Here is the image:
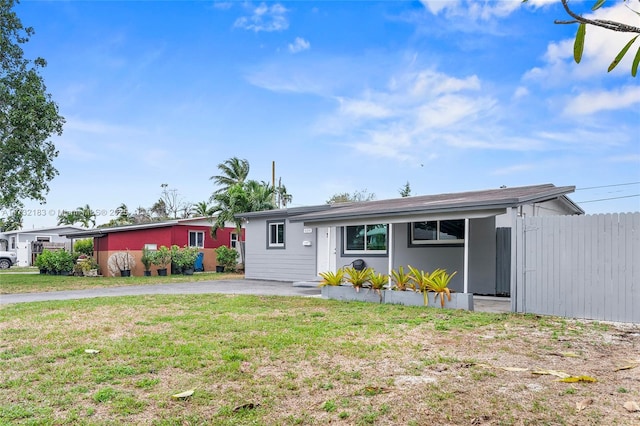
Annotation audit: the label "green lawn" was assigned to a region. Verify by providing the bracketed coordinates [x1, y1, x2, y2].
[1, 293, 638, 425]
[0, 271, 244, 294]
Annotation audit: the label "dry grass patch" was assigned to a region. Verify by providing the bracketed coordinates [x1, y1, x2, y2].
[1, 294, 638, 425]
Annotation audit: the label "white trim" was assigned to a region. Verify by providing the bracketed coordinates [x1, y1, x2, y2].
[188, 230, 204, 248]
[463, 218, 469, 293]
[387, 223, 393, 289]
[268, 222, 285, 248]
[343, 224, 388, 254]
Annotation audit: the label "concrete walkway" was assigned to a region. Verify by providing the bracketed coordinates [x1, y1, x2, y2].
[0, 279, 512, 313]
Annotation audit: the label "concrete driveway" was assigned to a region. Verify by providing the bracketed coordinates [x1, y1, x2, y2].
[0, 279, 511, 313]
[0, 279, 321, 305]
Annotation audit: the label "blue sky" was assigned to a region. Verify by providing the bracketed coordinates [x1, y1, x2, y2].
[14, 0, 640, 228]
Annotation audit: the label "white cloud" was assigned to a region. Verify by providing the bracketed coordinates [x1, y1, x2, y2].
[288, 37, 310, 54]
[420, 0, 521, 20]
[213, 2, 233, 10]
[338, 98, 392, 119]
[563, 86, 640, 116]
[513, 86, 529, 99]
[234, 3, 289, 32]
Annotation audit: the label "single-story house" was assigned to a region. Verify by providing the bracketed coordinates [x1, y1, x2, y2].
[236, 184, 583, 296]
[60, 217, 241, 276]
[0, 226, 84, 266]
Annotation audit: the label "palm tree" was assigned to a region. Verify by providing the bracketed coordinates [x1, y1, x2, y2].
[275, 178, 292, 208]
[75, 204, 96, 228]
[246, 180, 276, 212]
[192, 201, 215, 218]
[150, 199, 168, 220]
[210, 181, 276, 265]
[210, 157, 250, 194]
[57, 210, 80, 226]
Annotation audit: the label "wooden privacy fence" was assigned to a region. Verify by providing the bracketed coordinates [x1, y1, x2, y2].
[513, 213, 639, 323]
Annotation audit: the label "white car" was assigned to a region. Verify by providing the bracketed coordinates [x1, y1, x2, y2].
[0, 251, 18, 269]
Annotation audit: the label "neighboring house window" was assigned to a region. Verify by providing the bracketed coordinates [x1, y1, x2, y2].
[189, 231, 204, 248]
[10, 237, 15, 249]
[344, 224, 387, 254]
[411, 220, 465, 244]
[36, 236, 51, 242]
[230, 233, 238, 249]
[268, 221, 285, 248]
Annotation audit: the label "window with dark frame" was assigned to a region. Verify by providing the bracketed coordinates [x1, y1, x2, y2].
[411, 220, 465, 244]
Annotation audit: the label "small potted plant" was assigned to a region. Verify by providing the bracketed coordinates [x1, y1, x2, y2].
[141, 246, 153, 276]
[170, 245, 182, 275]
[180, 246, 200, 275]
[34, 250, 53, 274]
[215, 245, 238, 273]
[152, 245, 171, 276]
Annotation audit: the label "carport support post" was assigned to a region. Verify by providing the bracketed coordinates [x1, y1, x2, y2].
[463, 218, 469, 293]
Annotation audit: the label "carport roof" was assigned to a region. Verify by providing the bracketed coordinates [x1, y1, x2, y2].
[288, 184, 582, 225]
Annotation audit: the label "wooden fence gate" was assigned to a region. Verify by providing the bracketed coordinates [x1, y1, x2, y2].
[513, 213, 639, 323]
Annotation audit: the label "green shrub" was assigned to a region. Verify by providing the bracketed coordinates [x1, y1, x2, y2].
[34, 250, 53, 271]
[74, 239, 94, 257]
[141, 247, 153, 271]
[215, 246, 238, 271]
[151, 246, 171, 268]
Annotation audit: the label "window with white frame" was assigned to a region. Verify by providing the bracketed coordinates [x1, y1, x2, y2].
[230, 233, 238, 249]
[410, 220, 465, 244]
[268, 221, 285, 248]
[344, 224, 387, 254]
[10, 237, 15, 249]
[188, 231, 204, 248]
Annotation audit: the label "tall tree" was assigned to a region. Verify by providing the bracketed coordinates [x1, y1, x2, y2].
[75, 204, 96, 228]
[275, 178, 293, 208]
[158, 183, 189, 219]
[116, 203, 134, 223]
[524, 0, 640, 76]
[0, 0, 65, 211]
[210, 157, 250, 194]
[210, 158, 278, 264]
[0, 208, 22, 231]
[57, 210, 80, 226]
[399, 181, 412, 198]
[326, 189, 376, 204]
[150, 199, 168, 219]
[192, 201, 215, 217]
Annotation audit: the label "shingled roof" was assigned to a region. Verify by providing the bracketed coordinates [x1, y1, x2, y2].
[289, 184, 582, 225]
[235, 184, 582, 225]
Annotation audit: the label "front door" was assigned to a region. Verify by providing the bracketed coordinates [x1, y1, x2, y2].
[316, 226, 336, 275]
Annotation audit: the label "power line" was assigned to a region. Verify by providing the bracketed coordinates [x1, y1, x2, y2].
[575, 194, 640, 204]
[576, 182, 640, 191]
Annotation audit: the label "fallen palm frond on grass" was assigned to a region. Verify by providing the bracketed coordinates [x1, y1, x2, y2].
[1, 294, 638, 425]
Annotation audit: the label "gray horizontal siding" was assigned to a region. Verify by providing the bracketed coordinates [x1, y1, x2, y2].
[243, 219, 317, 282]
